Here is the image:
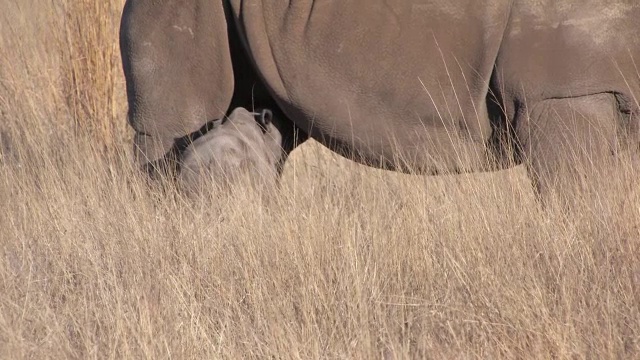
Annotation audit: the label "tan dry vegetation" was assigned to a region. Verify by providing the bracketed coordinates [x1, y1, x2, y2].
[1, 1, 640, 359]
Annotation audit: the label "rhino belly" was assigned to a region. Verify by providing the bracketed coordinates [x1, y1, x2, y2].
[234, 0, 511, 173]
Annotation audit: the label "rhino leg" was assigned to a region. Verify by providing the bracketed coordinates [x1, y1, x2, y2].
[120, 0, 234, 178]
[517, 93, 633, 203]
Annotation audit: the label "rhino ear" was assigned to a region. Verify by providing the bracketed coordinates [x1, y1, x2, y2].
[120, 0, 234, 165]
[256, 108, 273, 131]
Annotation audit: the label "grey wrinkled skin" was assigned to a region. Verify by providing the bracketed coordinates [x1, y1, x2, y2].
[179, 107, 283, 192]
[120, 0, 640, 199]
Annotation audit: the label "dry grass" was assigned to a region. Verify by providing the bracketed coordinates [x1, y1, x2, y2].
[1, 1, 639, 359]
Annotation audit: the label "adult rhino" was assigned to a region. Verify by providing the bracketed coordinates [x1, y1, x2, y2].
[120, 1, 640, 197]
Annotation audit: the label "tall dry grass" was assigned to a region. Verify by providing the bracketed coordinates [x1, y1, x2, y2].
[1, 1, 640, 359]
[0, 0, 127, 152]
[58, 0, 125, 148]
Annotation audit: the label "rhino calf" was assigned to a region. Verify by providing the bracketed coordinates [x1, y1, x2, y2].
[178, 107, 283, 193]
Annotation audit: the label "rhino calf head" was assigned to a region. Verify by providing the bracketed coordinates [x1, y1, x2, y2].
[178, 107, 284, 193]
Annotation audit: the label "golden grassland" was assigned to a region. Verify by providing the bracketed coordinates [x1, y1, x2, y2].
[1, 1, 639, 358]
